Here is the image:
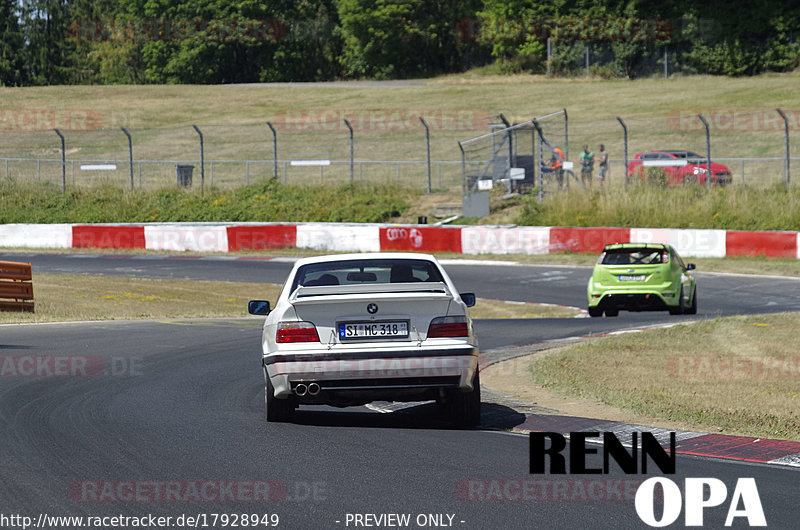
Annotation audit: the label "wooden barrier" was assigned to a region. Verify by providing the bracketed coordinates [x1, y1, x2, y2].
[0, 261, 34, 312]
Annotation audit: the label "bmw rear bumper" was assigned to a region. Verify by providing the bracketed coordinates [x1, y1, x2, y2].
[264, 344, 479, 400]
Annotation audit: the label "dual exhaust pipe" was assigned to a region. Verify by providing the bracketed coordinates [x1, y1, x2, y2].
[294, 382, 321, 397]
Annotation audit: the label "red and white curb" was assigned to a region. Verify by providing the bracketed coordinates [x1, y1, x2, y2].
[1, 222, 799, 259]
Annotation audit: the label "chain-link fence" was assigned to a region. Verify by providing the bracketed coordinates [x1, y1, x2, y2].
[566, 111, 795, 190]
[459, 109, 796, 205]
[0, 109, 795, 195]
[0, 110, 494, 192]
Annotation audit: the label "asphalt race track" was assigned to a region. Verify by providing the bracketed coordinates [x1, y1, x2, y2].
[1, 252, 799, 529]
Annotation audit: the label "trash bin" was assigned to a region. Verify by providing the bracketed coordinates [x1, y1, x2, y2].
[176, 164, 194, 188]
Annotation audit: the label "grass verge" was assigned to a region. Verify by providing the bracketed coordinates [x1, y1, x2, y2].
[0, 274, 576, 324]
[516, 185, 800, 231]
[528, 312, 800, 441]
[0, 179, 413, 224]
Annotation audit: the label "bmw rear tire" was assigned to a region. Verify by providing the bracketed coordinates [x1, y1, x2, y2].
[264, 366, 293, 422]
[450, 371, 481, 428]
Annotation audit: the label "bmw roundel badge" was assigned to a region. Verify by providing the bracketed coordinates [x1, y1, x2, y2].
[367, 303, 378, 314]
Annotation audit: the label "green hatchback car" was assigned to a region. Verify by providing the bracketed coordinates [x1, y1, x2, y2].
[587, 243, 697, 317]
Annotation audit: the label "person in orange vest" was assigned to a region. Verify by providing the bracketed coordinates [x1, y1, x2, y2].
[550, 147, 565, 189]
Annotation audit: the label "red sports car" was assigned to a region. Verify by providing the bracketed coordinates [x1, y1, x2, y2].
[626, 150, 732, 186]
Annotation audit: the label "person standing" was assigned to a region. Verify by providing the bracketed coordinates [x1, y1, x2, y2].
[550, 147, 565, 190]
[597, 144, 609, 188]
[580, 144, 595, 188]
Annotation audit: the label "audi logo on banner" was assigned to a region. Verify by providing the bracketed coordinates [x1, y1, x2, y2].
[385, 228, 424, 248]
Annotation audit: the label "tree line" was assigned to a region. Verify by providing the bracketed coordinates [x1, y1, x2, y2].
[1, 0, 797, 86]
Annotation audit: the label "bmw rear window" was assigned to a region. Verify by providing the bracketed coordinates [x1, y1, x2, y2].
[601, 249, 668, 265]
[291, 259, 444, 292]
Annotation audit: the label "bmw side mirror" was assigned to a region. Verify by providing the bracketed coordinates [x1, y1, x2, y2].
[460, 293, 476, 307]
[686, 263, 696, 271]
[248, 300, 271, 315]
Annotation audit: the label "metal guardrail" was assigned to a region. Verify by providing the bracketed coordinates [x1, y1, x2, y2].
[0, 261, 34, 312]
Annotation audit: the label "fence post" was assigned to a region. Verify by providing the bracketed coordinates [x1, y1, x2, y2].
[664, 47, 668, 79]
[192, 125, 204, 194]
[776, 109, 790, 188]
[266, 121, 278, 180]
[546, 38, 552, 78]
[532, 119, 544, 202]
[458, 142, 466, 195]
[54, 129, 66, 193]
[532, 124, 537, 198]
[563, 108, 569, 160]
[585, 45, 589, 77]
[616, 117, 628, 185]
[121, 127, 133, 190]
[497, 114, 513, 191]
[344, 119, 354, 183]
[697, 114, 711, 189]
[419, 117, 431, 193]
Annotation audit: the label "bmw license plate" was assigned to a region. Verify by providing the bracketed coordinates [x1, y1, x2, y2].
[618, 275, 646, 281]
[339, 321, 409, 339]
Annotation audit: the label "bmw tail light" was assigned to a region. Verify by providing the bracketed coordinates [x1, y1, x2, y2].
[428, 316, 469, 338]
[276, 322, 320, 343]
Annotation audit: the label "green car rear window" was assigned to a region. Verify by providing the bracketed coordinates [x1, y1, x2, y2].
[601, 249, 668, 265]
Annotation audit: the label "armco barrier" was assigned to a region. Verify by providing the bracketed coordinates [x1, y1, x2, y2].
[549, 227, 631, 254]
[73, 225, 146, 249]
[144, 225, 228, 252]
[227, 225, 297, 251]
[0, 260, 34, 312]
[0, 223, 796, 259]
[725, 230, 797, 258]
[380, 226, 462, 253]
[461, 226, 550, 255]
[629, 228, 727, 258]
[296, 224, 380, 252]
[0, 223, 72, 248]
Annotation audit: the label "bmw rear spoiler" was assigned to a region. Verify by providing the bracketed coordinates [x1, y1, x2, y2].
[290, 282, 452, 304]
